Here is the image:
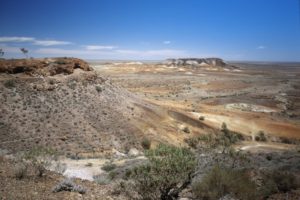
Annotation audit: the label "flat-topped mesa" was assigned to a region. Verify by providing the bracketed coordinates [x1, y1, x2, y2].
[0, 57, 93, 76]
[165, 58, 236, 69]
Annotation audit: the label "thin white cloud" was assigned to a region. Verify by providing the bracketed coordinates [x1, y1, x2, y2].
[0, 36, 71, 46]
[0, 37, 35, 42]
[257, 45, 266, 49]
[84, 45, 117, 50]
[33, 40, 72, 46]
[163, 41, 171, 45]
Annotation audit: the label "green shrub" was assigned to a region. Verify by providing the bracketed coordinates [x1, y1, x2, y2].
[192, 165, 257, 200]
[141, 138, 151, 149]
[55, 60, 67, 65]
[4, 79, 15, 88]
[95, 85, 102, 92]
[184, 137, 199, 149]
[101, 163, 116, 172]
[182, 126, 190, 133]
[109, 171, 117, 180]
[131, 144, 196, 200]
[255, 131, 267, 142]
[199, 116, 205, 121]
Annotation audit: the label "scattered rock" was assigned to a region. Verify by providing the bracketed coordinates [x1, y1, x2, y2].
[128, 148, 140, 157]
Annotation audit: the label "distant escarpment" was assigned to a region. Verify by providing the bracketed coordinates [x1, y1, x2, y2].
[0, 57, 93, 76]
[165, 58, 237, 70]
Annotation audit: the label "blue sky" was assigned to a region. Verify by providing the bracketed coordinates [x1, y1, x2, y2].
[0, 0, 299, 61]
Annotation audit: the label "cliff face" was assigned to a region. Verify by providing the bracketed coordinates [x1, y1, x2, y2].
[165, 58, 236, 69]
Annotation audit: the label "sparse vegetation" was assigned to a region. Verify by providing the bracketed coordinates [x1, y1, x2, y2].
[13, 163, 28, 180]
[255, 130, 267, 142]
[182, 126, 190, 133]
[141, 137, 151, 149]
[184, 137, 199, 149]
[0, 48, 4, 57]
[4, 79, 15, 88]
[93, 174, 111, 185]
[260, 170, 299, 197]
[95, 85, 102, 92]
[54, 162, 67, 174]
[20, 48, 29, 58]
[52, 178, 86, 194]
[24, 147, 57, 177]
[85, 162, 93, 167]
[101, 162, 116, 172]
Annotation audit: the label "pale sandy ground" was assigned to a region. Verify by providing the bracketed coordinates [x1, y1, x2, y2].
[50, 156, 146, 181]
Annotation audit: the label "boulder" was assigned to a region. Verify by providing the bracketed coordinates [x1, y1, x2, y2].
[128, 148, 140, 157]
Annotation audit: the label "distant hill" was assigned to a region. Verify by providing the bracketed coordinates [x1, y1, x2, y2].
[165, 58, 237, 70]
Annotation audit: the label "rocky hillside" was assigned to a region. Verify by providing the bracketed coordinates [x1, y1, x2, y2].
[0, 58, 158, 157]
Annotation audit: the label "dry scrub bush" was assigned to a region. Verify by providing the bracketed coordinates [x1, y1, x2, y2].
[52, 178, 86, 194]
[101, 162, 116, 172]
[130, 144, 196, 200]
[141, 138, 151, 150]
[4, 79, 15, 88]
[255, 130, 267, 142]
[192, 165, 257, 200]
[260, 170, 300, 198]
[13, 163, 28, 179]
[24, 147, 57, 177]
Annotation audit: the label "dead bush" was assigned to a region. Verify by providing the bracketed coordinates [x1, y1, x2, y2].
[13, 163, 28, 180]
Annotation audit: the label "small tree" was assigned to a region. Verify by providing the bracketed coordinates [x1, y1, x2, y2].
[0, 48, 4, 57]
[20, 48, 29, 58]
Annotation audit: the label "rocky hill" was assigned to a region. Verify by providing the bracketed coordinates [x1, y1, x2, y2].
[165, 58, 237, 70]
[0, 58, 161, 157]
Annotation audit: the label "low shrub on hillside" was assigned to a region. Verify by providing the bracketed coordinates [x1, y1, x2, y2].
[255, 131, 267, 142]
[101, 163, 116, 172]
[182, 126, 190, 133]
[52, 178, 86, 194]
[192, 165, 257, 200]
[4, 79, 15, 88]
[13, 162, 28, 180]
[141, 138, 151, 149]
[24, 147, 57, 177]
[260, 170, 299, 197]
[130, 144, 196, 200]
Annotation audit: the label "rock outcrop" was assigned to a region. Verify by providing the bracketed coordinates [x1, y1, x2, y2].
[0, 57, 93, 76]
[165, 58, 236, 69]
